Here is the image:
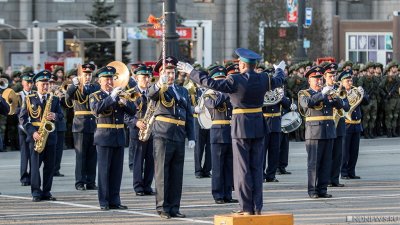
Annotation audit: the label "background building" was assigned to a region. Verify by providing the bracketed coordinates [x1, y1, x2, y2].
[0, 0, 399, 70]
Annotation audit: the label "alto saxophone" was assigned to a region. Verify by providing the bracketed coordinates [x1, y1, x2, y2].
[138, 99, 157, 142]
[34, 93, 56, 153]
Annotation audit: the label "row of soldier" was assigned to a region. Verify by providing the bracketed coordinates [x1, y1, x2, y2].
[0, 49, 395, 217]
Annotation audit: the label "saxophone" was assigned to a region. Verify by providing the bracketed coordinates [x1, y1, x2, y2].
[34, 93, 56, 153]
[138, 99, 157, 142]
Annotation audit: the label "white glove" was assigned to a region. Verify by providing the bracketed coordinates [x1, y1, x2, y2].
[194, 106, 202, 114]
[321, 86, 333, 95]
[357, 86, 364, 95]
[119, 97, 127, 105]
[188, 140, 195, 149]
[273, 60, 286, 71]
[177, 61, 194, 75]
[290, 103, 297, 111]
[110, 87, 123, 99]
[72, 77, 80, 86]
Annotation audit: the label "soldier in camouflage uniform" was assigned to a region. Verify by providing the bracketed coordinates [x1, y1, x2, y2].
[379, 62, 400, 137]
[287, 62, 308, 141]
[374, 63, 385, 136]
[11, 71, 23, 93]
[342, 61, 353, 71]
[357, 62, 379, 138]
[352, 64, 361, 86]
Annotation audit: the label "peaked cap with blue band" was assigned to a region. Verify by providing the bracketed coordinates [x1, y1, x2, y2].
[33, 70, 51, 83]
[235, 48, 261, 64]
[337, 69, 353, 81]
[209, 66, 227, 79]
[96, 66, 116, 78]
[21, 71, 34, 82]
[134, 65, 153, 76]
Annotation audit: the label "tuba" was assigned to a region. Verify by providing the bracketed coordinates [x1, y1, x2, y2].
[0, 78, 20, 115]
[34, 93, 56, 153]
[345, 86, 364, 121]
[263, 87, 284, 106]
[107, 61, 140, 101]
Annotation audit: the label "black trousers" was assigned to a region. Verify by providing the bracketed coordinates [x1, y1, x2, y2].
[194, 125, 211, 176]
[97, 145, 124, 207]
[29, 142, 56, 198]
[279, 132, 290, 169]
[211, 143, 233, 201]
[331, 135, 344, 184]
[153, 137, 185, 215]
[54, 131, 65, 173]
[263, 132, 280, 180]
[132, 138, 154, 193]
[128, 128, 135, 171]
[73, 132, 97, 187]
[232, 137, 264, 214]
[19, 129, 30, 184]
[305, 139, 333, 195]
[341, 132, 361, 177]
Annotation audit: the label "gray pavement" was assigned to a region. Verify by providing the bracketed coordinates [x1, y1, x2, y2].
[0, 137, 399, 224]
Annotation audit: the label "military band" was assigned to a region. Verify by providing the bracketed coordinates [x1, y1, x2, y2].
[1, 48, 400, 219]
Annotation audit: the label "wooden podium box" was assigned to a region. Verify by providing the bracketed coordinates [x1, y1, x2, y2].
[214, 213, 293, 225]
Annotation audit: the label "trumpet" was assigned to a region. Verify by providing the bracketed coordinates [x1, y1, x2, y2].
[106, 83, 141, 101]
[323, 82, 347, 99]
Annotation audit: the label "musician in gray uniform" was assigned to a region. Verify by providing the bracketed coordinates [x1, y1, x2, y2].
[262, 68, 292, 183]
[19, 70, 63, 202]
[17, 72, 34, 186]
[178, 48, 285, 215]
[148, 56, 195, 219]
[298, 66, 343, 199]
[203, 66, 238, 204]
[89, 66, 136, 210]
[66, 63, 99, 191]
[127, 65, 155, 196]
[323, 63, 349, 187]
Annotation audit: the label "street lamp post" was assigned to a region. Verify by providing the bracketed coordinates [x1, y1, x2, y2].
[293, 0, 307, 63]
[164, 0, 180, 58]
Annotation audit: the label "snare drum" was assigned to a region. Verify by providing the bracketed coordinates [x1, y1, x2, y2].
[281, 111, 302, 133]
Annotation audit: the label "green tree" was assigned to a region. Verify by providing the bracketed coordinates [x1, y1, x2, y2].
[85, 0, 130, 67]
[248, 0, 328, 62]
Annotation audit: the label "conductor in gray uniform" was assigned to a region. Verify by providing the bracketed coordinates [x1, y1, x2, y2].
[298, 66, 343, 199]
[178, 48, 285, 215]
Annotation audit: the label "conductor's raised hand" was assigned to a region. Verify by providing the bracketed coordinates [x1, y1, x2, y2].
[177, 61, 194, 75]
[273, 61, 286, 71]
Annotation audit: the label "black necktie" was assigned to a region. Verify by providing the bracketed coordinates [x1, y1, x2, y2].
[42, 95, 47, 104]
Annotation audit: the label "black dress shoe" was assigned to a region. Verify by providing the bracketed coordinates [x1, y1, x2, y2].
[21, 182, 30, 186]
[86, 184, 98, 190]
[331, 183, 345, 187]
[202, 173, 212, 178]
[100, 206, 109, 211]
[158, 211, 171, 219]
[255, 211, 261, 215]
[278, 168, 292, 175]
[318, 193, 332, 198]
[109, 204, 128, 210]
[76, 184, 86, 191]
[341, 176, 350, 180]
[41, 196, 57, 201]
[349, 175, 361, 179]
[32, 196, 41, 202]
[215, 199, 225, 204]
[265, 178, 279, 182]
[224, 198, 239, 203]
[53, 172, 65, 177]
[171, 212, 186, 218]
[309, 194, 319, 199]
[195, 174, 204, 179]
[136, 191, 145, 196]
[144, 191, 155, 196]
